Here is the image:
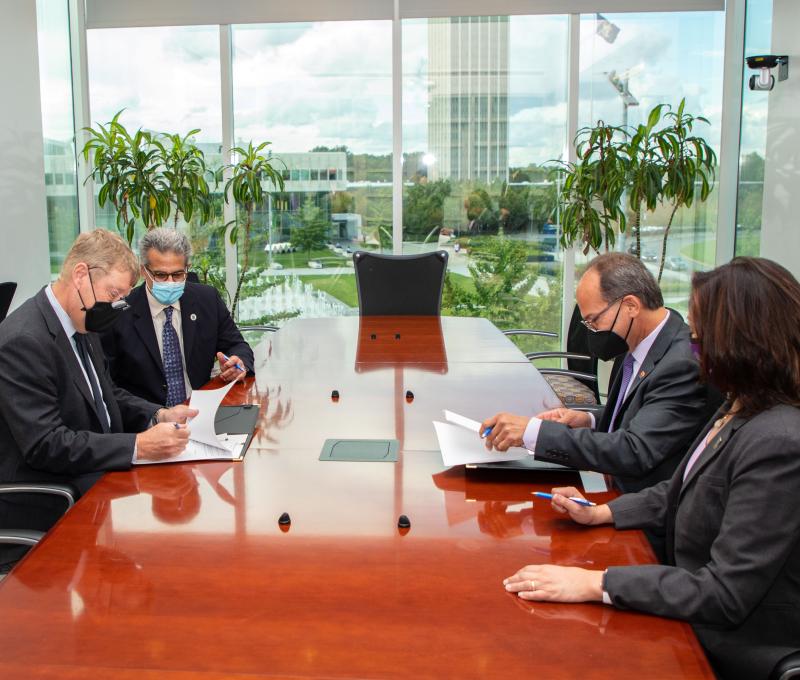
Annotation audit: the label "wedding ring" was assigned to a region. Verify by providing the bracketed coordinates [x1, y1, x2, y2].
[530, 580, 536, 591]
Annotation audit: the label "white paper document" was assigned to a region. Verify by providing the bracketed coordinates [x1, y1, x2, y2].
[186, 381, 238, 449]
[136, 434, 248, 466]
[135, 381, 246, 465]
[434, 410, 529, 466]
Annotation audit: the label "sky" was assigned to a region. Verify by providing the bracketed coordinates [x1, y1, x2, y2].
[36, 9, 765, 171]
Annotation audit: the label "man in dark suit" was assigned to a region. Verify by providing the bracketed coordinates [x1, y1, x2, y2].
[482, 252, 721, 493]
[0, 230, 196, 563]
[101, 228, 254, 406]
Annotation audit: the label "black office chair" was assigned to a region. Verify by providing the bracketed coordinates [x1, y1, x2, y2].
[0, 483, 76, 574]
[504, 306, 600, 407]
[353, 250, 448, 316]
[772, 651, 800, 680]
[0, 282, 17, 323]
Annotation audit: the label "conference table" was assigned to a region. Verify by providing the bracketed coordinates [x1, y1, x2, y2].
[0, 316, 714, 678]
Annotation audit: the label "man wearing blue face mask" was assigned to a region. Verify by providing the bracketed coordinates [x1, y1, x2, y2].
[101, 228, 255, 406]
[482, 253, 722, 496]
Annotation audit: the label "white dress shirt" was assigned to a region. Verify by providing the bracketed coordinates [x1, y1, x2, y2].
[145, 286, 193, 399]
[523, 309, 671, 454]
[44, 284, 111, 429]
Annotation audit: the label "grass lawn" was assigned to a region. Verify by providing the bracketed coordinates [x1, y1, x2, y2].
[680, 239, 716, 269]
[298, 271, 477, 309]
[250, 248, 349, 269]
[299, 274, 359, 308]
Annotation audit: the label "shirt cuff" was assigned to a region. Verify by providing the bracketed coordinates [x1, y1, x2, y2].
[588, 411, 596, 429]
[132, 442, 138, 464]
[522, 417, 541, 456]
[601, 570, 612, 605]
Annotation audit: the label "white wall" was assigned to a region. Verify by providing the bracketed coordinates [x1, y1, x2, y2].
[759, 0, 800, 278]
[0, 0, 50, 310]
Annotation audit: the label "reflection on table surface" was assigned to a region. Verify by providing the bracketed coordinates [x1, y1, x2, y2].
[0, 317, 714, 679]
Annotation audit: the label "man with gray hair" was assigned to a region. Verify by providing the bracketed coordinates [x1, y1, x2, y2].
[101, 227, 254, 406]
[482, 252, 721, 495]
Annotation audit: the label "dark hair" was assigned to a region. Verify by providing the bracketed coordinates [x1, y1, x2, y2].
[690, 257, 800, 417]
[586, 252, 664, 310]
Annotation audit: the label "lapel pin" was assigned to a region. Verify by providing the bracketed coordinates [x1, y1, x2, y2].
[190, 313, 197, 321]
[639, 370, 646, 378]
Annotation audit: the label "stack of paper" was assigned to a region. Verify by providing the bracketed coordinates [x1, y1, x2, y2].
[433, 410, 529, 467]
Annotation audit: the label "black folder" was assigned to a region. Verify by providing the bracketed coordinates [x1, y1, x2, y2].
[214, 404, 259, 460]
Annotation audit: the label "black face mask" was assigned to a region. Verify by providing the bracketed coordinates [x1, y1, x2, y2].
[586, 301, 634, 361]
[76, 270, 128, 333]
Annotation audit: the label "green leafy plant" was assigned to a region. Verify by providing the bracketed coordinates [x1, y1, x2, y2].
[553, 120, 629, 254]
[553, 99, 716, 281]
[158, 130, 214, 229]
[82, 111, 170, 244]
[655, 100, 717, 281]
[442, 235, 536, 326]
[82, 111, 217, 245]
[224, 141, 286, 319]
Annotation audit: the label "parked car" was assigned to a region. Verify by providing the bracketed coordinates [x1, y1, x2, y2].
[665, 256, 688, 271]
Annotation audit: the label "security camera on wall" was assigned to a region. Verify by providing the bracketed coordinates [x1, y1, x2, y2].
[746, 55, 789, 91]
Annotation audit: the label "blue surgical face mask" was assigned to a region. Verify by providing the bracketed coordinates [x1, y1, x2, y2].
[151, 281, 185, 305]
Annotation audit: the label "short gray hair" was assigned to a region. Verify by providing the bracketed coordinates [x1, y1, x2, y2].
[586, 252, 664, 310]
[139, 228, 192, 266]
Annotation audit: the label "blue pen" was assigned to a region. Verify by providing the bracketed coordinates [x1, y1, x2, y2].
[481, 427, 493, 438]
[220, 353, 245, 372]
[533, 491, 596, 507]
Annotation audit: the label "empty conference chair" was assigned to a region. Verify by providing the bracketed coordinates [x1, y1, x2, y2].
[0, 282, 17, 323]
[504, 305, 600, 406]
[0, 483, 76, 575]
[353, 250, 448, 316]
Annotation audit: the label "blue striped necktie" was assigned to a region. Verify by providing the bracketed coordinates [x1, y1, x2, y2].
[162, 306, 186, 407]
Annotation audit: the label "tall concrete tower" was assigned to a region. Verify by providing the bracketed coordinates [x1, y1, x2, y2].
[427, 16, 510, 183]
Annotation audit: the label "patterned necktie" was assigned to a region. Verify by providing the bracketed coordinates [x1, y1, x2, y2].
[162, 306, 186, 407]
[73, 332, 110, 433]
[607, 353, 635, 433]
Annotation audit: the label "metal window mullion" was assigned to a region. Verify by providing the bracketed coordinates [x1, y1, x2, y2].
[69, 0, 95, 233]
[220, 24, 238, 304]
[715, 0, 745, 265]
[392, 0, 403, 254]
[561, 13, 580, 352]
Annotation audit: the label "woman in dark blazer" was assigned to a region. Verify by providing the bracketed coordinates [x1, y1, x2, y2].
[503, 257, 800, 680]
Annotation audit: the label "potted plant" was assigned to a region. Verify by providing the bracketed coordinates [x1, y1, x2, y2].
[157, 130, 214, 229]
[223, 141, 285, 319]
[554, 99, 716, 282]
[82, 111, 217, 245]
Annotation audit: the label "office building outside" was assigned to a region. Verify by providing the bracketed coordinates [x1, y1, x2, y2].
[427, 16, 510, 184]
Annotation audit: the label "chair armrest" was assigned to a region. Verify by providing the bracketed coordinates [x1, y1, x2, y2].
[771, 650, 800, 680]
[0, 483, 77, 509]
[238, 325, 279, 333]
[539, 368, 599, 383]
[0, 529, 44, 547]
[503, 329, 558, 339]
[525, 351, 592, 361]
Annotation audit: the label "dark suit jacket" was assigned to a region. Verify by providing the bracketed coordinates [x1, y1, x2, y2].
[534, 310, 722, 492]
[0, 289, 159, 490]
[101, 282, 254, 405]
[605, 404, 800, 680]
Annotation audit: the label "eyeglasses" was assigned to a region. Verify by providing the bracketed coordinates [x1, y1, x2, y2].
[145, 266, 188, 283]
[580, 296, 625, 333]
[88, 266, 128, 303]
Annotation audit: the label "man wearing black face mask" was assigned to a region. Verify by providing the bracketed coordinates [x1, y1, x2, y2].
[482, 252, 722, 495]
[0, 231, 198, 569]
